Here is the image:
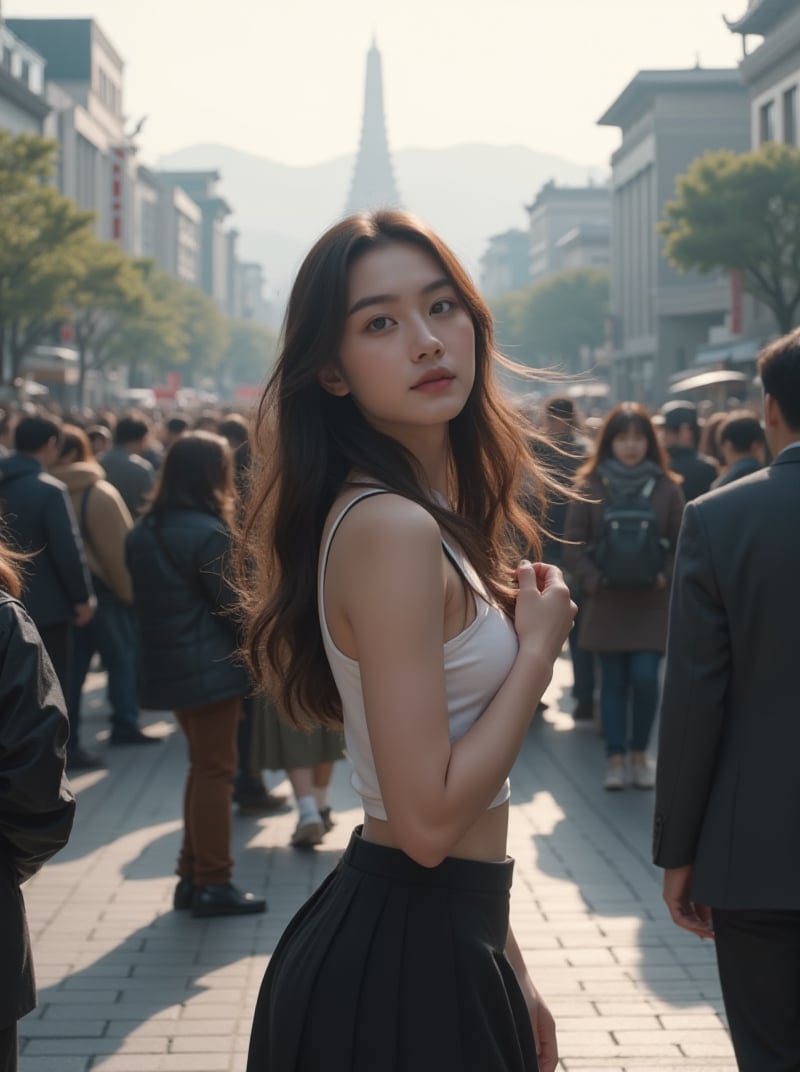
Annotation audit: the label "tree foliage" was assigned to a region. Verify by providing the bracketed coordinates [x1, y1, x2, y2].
[492, 267, 610, 373]
[0, 131, 95, 383]
[104, 261, 189, 378]
[222, 319, 278, 386]
[660, 143, 800, 333]
[70, 239, 150, 401]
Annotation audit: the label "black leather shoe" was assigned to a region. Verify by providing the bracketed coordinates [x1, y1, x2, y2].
[191, 883, 267, 918]
[173, 877, 194, 911]
[110, 728, 161, 746]
[66, 747, 105, 771]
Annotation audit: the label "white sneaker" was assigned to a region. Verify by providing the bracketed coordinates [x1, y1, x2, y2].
[632, 759, 656, 790]
[291, 816, 325, 847]
[603, 763, 625, 791]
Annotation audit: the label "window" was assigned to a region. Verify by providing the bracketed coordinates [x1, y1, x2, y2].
[783, 86, 798, 147]
[759, 100, 776, 143]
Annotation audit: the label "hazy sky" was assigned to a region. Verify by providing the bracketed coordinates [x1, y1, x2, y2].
[9, 0, 749, 170]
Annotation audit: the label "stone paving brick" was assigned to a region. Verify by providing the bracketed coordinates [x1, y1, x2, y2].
[17, 659, 737, 1070]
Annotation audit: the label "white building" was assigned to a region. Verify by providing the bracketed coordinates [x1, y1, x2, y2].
[728, 0, 800, 148]
[0, 21, 48, 134]
[7, 18, 136, 250]
[525, 182, 610, 284]
[598, 69, 750, 403]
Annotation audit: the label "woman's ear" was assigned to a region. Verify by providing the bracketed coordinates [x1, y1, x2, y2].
[319, 364, 350, 398]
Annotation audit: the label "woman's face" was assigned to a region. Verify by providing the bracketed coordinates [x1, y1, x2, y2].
[324, 242, 476, 439]
[611, 425, 649, 467]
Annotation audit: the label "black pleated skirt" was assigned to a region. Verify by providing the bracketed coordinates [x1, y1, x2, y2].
[246, 828, 539, 1072]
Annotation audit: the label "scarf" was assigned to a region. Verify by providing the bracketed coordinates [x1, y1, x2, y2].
[596, 458, 664, 499]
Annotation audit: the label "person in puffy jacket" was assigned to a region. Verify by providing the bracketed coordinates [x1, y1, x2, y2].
[0, 534, 75, 1072]
[52, 425, 155, 768]
[125, 432, 265, 919]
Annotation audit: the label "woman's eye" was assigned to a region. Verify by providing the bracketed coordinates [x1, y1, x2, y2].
[431, 298, 456, 315]
[367, 316, 393, 332]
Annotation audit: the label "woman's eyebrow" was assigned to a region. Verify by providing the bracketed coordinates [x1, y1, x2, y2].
[347, 277, 452, 317]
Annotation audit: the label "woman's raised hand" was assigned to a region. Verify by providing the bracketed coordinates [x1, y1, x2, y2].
[514, 560, 577, 666]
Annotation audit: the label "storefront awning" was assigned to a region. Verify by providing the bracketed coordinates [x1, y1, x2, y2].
[694, 338, 761, 365]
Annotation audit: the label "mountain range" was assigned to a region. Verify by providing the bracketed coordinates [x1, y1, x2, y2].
[159, 143, 607, 303]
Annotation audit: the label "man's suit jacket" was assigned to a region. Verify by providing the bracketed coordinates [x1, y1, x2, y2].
[653, 446, 800, 909]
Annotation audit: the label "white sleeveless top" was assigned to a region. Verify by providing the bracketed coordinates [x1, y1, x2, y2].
[318, 489, 518, 820]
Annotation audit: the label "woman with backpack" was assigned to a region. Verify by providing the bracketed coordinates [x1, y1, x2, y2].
[564, 404, 684, 791]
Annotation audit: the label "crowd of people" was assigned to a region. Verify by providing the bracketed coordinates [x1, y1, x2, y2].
[0, 207, 797, 1072]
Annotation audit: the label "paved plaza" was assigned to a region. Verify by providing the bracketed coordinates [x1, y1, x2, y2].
[18, 655, 736, 1072]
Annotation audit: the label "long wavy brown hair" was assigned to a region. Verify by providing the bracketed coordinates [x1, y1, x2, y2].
[146, 432, 236, 528]
[236, 210, 557, 727]
[577, 403, 679, 484]
[0, 532, 26, 598]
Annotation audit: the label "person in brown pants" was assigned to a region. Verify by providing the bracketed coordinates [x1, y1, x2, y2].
[174, 697, 241, 887]
[126, 433, 265, 918]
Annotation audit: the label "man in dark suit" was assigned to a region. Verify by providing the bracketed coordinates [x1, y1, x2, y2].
[653, 327, 800, 1071]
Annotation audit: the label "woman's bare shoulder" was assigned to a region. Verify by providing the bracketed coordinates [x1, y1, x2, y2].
[323, 488, 440, 554]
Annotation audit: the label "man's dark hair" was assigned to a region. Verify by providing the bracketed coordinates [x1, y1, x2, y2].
[758, 327, 800, 431]
[14, 415, 62, 453]
[87, 424, 112, 446]
[544, 394, 575, 422]
[218, 414, 250, 449]
[719, 413, 766, 453]
[165, 416, 189, 437]
[115, 412, 150, 446]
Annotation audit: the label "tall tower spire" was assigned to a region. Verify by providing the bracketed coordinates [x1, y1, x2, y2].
[344, 39, 401, 215]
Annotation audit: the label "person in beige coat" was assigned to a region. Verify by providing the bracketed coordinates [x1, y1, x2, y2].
[52, 425, 158, 769]
[564, 404, 684, 791]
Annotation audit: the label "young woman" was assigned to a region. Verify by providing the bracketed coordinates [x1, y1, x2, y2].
[238, 211, 575, 1072]
[0, 535, 75, 1072]
[126, 433, 265, 918]
[564, 404, 685, 791]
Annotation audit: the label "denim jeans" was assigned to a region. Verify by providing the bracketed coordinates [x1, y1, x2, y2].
[568, 605, 595, 703]
[598, 651, 661, 758]
[68, 580, 139, 747]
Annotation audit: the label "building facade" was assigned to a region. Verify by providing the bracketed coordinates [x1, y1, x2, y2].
[728, 0, 800, 148]
[480, 229, 530, 298]
[6, 18, 139, 251]
[598, 69, 750, 403]
[159, 170, 235, 312]
[720, 0, 800, 357]
[525, 181, 610, 284]
[0, 21, 48, 134]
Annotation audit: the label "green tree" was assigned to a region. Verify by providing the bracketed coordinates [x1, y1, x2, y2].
[492, 267, 610, 372]
[70, 239, 150, 403]
[0, 131, 95, 384]
[222, 319, 278, 386]
[175, 285, 229, 385]
[660, 143, 800, 334]
[104, 261, 188, 380]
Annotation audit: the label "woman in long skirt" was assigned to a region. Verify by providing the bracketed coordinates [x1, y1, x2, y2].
[237, 210, 576, 1071]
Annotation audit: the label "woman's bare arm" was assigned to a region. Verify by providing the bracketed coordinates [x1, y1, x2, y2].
[329, 494, 573, 867]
